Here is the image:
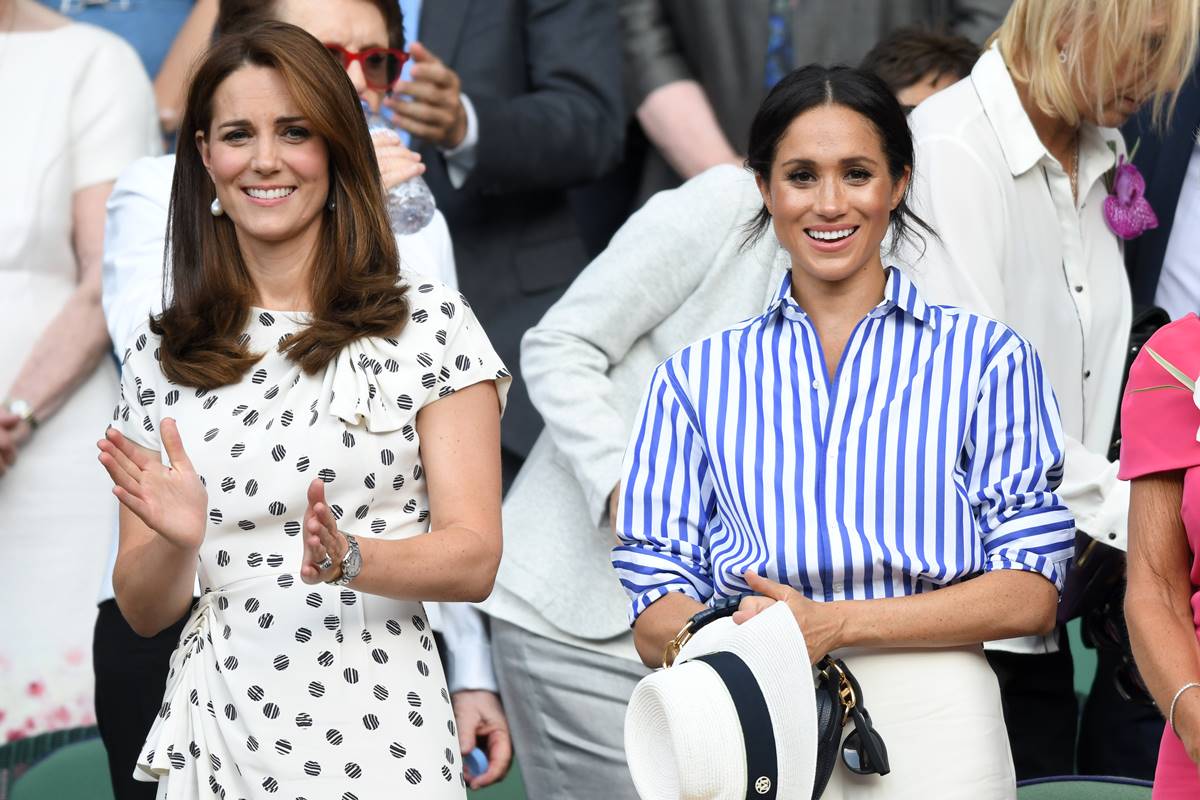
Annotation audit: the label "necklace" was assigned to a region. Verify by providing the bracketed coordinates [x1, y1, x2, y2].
[1068, 132, 1080, 204]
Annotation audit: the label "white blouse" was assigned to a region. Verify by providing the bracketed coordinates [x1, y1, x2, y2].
[901, 43, 1131, 557]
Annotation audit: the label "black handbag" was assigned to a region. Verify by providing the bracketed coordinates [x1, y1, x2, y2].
[664, 595, 890, 798]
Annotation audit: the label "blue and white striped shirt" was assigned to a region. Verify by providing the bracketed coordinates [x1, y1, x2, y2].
[613, 267, 1075, 623]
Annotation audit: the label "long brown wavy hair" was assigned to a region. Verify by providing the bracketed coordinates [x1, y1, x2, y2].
[152, 21, 407, 389]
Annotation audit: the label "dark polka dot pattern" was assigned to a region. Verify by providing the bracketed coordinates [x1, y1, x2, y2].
[112, 275, 501, 798]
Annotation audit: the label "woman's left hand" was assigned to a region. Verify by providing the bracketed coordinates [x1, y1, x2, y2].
[299, 479, 348, 585]
[734, 571, 848, 664]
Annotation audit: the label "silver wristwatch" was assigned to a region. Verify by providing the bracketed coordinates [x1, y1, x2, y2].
[329, 533, 362, 587]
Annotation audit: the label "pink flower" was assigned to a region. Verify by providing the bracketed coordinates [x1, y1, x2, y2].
[1103, 156, 1158, 240]
[26, 681, 44, 697]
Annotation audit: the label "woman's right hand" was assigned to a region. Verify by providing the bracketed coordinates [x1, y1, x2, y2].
[97, 417, 207, 551]
[372, 130, 426, 191]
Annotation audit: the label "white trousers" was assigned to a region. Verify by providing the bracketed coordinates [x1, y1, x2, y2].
[821, 645, 1016, 799]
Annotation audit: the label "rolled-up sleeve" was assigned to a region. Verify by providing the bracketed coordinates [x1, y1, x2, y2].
[612, 360, 716, 624]
[966, 336, 1076, 591]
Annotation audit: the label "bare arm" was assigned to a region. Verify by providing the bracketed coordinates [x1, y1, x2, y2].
[154, 0, 217, 136]
[636, 80, 741, 179]
[1, 181, 114, 473]
[632, 591, 706, 666]
[300, 381, 503, 603]
[632, 568, 1056, 669]
[1126, 472, 1200, 766]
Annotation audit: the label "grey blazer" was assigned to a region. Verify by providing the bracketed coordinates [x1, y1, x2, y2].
[497, 166, 786, 639]
[620, 0, 1011, 201]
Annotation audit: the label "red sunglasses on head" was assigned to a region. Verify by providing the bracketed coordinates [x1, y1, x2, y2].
[324, 43, 409, 91]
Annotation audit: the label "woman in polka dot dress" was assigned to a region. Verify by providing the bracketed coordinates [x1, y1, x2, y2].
[96, 24, 507, 800]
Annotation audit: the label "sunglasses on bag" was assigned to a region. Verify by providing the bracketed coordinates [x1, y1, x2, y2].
[324, 43, 409, 91]
[841, 703, 890, 775]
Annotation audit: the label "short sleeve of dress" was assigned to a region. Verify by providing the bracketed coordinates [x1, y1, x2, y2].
[111, 324, 165, 452]
[1117, 314, 1200, 481]
[67, 26, 160, 191]
[410, 278, 512, 413]
[326, 275, 511, 432]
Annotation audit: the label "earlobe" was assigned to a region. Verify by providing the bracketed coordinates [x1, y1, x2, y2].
[754, 173, 773, 216]
[196, 131, 212, 173]
[892, 166, 912, 210]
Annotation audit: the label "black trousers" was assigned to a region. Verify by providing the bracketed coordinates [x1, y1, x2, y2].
[93, 599, 191, 800]
[987, 633, 1163, 780]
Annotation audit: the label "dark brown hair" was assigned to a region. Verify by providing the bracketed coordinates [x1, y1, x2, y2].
[741, 65, 937, 255]
[216, 0, 405, 49]
[153, 21, 407, 389]
[858, 27, 979, 100]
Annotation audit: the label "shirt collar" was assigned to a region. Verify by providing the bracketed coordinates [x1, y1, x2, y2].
[767, 266, 936, 327]
[971, 43, 1047, 177]
[972, 43, 1119, 190]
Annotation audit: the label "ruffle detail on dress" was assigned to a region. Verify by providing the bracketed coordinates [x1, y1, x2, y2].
[327, 336, 414, 434]
[134, 592, 251, 798]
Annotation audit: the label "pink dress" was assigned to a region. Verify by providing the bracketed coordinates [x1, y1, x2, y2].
[1118, 313, 1200, 799]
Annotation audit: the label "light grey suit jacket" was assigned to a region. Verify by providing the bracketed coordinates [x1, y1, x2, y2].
[497, 166, 787, 639]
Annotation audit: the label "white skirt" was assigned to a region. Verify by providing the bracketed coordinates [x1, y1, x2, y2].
[820, 645, 1016, 800]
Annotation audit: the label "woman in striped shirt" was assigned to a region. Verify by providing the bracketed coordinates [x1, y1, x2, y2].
[613, 66, 1075, 798]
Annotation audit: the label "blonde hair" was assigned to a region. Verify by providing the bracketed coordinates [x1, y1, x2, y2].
[992, 0, 1199, 127]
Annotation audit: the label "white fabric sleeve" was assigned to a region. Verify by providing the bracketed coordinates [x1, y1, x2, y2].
[102, 156, 172, 353]
[435, 603, 498, 694]
[69, 29, 161, 191]
[441, 93, 479, 189]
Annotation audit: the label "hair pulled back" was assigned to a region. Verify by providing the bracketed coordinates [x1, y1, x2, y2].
[743, 64, 935, 254]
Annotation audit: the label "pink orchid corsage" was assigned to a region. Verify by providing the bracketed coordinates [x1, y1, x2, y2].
[1103, 140, 1158, 240]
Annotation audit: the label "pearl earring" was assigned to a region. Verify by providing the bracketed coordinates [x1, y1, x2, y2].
[327, 197, 336, 211]
[210, 197, 223, 217]
[1058, 48, 1068, 64]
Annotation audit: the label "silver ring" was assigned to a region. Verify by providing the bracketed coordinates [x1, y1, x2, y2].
[317, 554, 334, 571]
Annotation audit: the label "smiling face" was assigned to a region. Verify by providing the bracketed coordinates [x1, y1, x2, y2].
[755, 103, 908, 289]
[275, 0, 391, 112]
[197, 64, 330, 255]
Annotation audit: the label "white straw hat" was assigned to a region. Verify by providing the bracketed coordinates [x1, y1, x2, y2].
[624, 601, 818, 800]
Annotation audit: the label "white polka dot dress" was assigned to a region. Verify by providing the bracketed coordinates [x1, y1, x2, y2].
[111, 274, 510, 799]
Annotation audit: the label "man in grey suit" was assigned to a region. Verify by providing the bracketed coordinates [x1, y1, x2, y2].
[388, 0, 625, 480]
[620, 0, 1011, 203]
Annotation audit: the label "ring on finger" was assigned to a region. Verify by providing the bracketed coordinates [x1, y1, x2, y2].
[317, 554, 334, 571]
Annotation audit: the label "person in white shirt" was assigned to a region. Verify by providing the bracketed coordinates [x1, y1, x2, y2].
[898, 0, 1200, 780]
[95, 3, 510, 798]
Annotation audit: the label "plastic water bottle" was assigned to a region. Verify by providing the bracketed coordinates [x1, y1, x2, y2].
[362, 101, 436, 235]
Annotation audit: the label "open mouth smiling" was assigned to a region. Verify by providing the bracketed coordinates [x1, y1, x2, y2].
[805, 226, 858, 242]
[243, 186, 296, 200]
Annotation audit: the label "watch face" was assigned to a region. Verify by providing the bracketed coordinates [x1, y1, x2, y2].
[343, 536, 363, 578]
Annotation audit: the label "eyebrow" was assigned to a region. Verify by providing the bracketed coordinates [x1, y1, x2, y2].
[217, 116, 308, 129]
[780, 156, 882, 169]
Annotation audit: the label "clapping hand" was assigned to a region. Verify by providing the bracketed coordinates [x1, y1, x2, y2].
[299, 479, 349, 585]
[734, 571, 847, 664]
[97, 418, 207, 550]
